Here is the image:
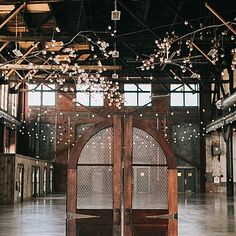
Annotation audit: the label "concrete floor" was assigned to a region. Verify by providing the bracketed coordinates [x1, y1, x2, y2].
[0, 193, 235, 236]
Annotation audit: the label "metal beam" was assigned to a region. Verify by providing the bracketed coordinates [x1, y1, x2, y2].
[0, 63, 122, 71]
[206, 110, 236, 133]
[0, 35, 70, 42]
[192, 42, 215, 65]
[205, 3, 236, 36]
[0, 42, 8, 53]
[0, 2, 26, 30]
[6, 74, 229, 85]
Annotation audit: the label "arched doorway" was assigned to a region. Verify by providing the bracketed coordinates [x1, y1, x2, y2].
[67, 115, 177, 236]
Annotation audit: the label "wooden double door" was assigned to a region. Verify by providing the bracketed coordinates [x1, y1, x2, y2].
[67, 116, 177, 236]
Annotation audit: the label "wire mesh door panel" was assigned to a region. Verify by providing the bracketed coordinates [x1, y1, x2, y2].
[132, 166, 168, 209]
[77, 128, 113, 210]
[132, 127, 168, 210]
[77, 166, 113, 209]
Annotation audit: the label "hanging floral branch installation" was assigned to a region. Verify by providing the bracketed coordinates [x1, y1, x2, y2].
[0, 31, 124, 109]
[140, 20, 236, 79]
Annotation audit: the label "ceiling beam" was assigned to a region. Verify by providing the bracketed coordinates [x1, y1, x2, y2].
[0, 35, 70, 42]
[0, 64, 122, 71]
[0, 42, 8, 53]
[0, 1, 63, 4]
[0, 2, 26, 30]
[192, 42, 215, 65]
[205, 3, 236, 36]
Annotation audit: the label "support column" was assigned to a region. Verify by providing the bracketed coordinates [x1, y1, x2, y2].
[223, 125, 234, 196]
[199, 83, 206, 192]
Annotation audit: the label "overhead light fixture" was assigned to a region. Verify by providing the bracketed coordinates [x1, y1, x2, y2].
[111, 0, 120, 20]
[208, 48, 218, 58]
[111, 50, 119, 58]
[112, 73, 118, 79]
[12, 48, 23, 57]
[111, 10, 121, 20]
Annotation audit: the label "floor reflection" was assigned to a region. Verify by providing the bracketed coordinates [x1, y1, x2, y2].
[0, 195, 66, 236]
[0, 193, 235, 236]
[178, 193, 236, 236]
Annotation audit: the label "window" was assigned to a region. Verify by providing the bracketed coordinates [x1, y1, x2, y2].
[170, 84, 199, 107]
[76, 84, 104, 106]
[124, 84, 151, 106]
[0, 84, 8, 111]
[28, 84, 55, 106]
[9, 93, 18, 117]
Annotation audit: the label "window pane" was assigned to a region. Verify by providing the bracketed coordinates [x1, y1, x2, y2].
[42, 85, 55, 106]
[124, 84, 137, 91]
[139, 92, 151, 106]
[171, 93, 183, 106]
[29, 91, 41, 106]
[171, 84, 184, 91]
[43, 84, 55, 91]
[0, 84, 8, 110]
[28, 84, 38, 90]
[185, 93, 198, 106]
[77, 84, 89, 91]
[184, 84, 198, 91]
[43, 92, 55, 106]
[124, 92, 137, 106]
[138, 84, 151, 91]
[138, 84, 151, 106]
[91, 92, 104, 106]
[76, 92, 89, 106]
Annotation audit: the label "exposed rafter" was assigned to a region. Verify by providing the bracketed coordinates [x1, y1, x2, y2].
[0, 2, 26, 29]
[0, 64, 122, 71]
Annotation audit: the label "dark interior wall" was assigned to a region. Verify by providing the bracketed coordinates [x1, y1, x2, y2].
[171, 123, 200, 167]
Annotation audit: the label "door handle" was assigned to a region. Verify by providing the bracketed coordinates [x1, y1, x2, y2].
[66, 212, 100, 220]
[125, 208, 131, 225]
[114, 208, 121, 225]
[145, 213, 178, 220]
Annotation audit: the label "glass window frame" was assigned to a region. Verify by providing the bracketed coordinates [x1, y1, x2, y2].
[124, 83, 152, 107]
[28, 84, 56, 106]
[170, 84, 199, 107]
[76, 84, 104, 107]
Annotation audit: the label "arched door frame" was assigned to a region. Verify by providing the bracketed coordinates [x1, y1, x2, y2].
[67, 116, 177, 236]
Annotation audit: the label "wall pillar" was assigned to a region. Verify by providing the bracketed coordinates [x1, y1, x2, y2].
[223, 125, 234, 196]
